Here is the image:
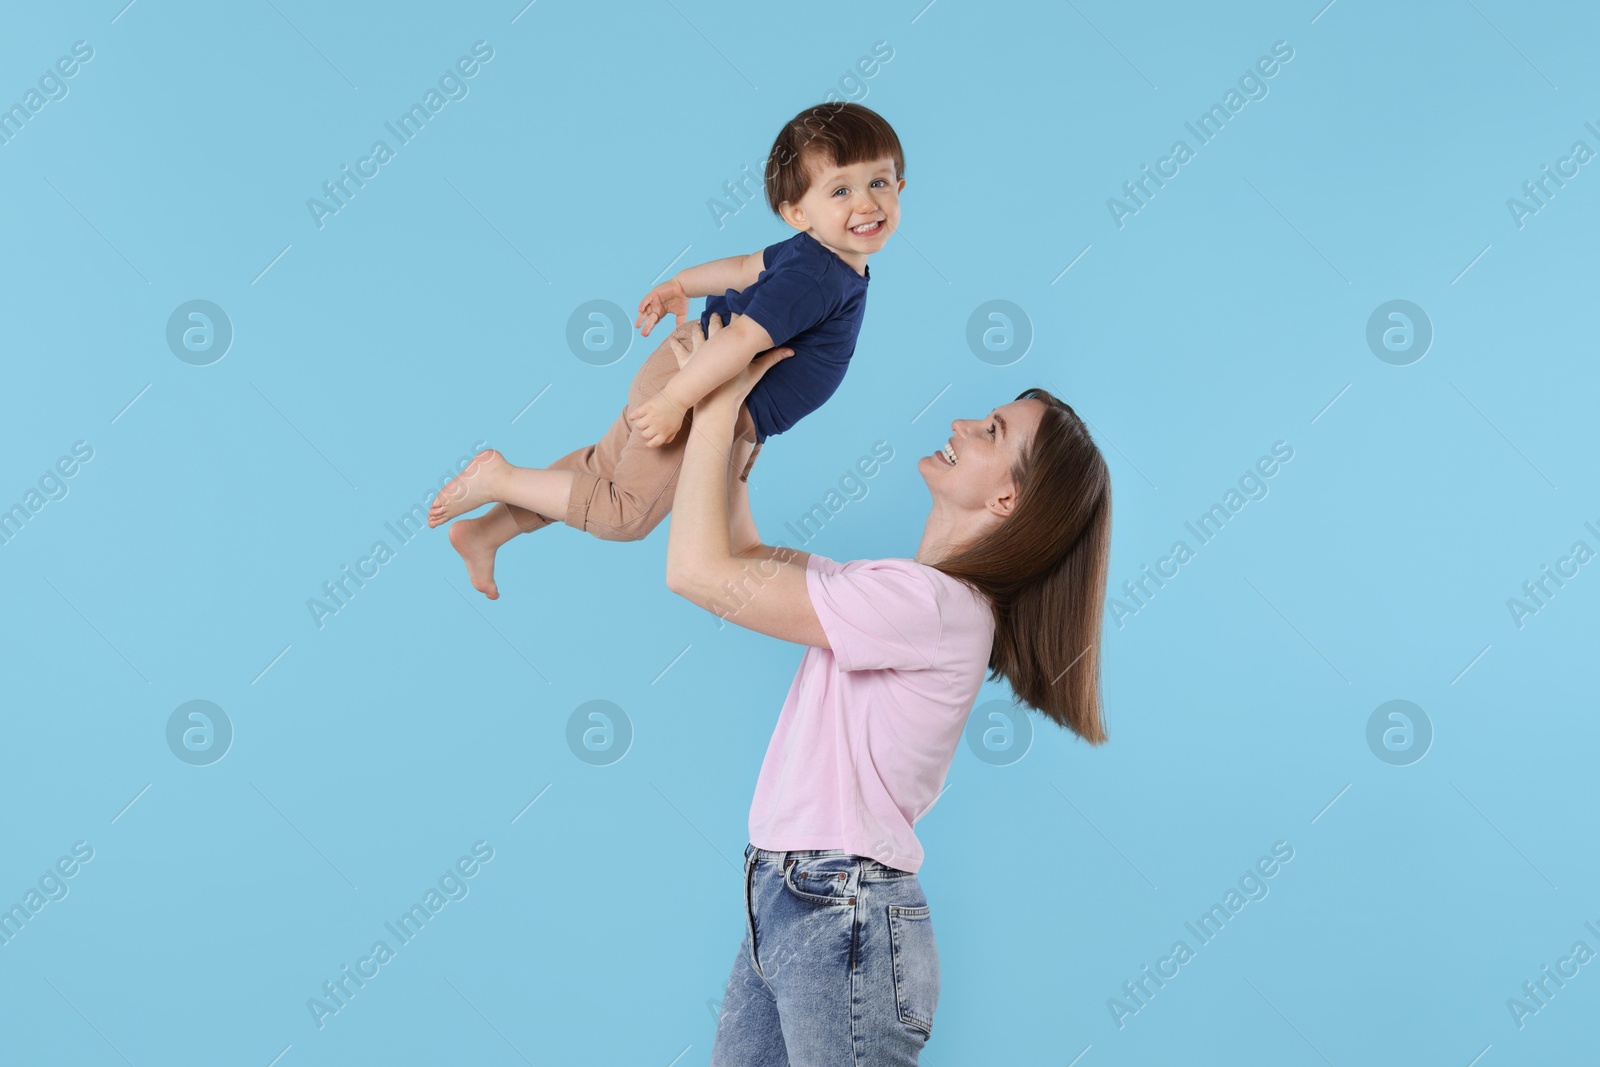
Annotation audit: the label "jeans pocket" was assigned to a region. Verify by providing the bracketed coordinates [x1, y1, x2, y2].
[781, 856, 858, 906]
[888, 904, 939, 1035]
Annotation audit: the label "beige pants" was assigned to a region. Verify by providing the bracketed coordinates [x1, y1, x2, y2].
[504, 322, 762, 541]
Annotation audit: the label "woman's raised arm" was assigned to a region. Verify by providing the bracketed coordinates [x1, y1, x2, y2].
[727, 457, 811, 569]
[664, 317, 827, 648]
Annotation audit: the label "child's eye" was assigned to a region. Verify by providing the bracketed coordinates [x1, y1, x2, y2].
[872, 179, 887, 188]
[832, 187, 848, 196]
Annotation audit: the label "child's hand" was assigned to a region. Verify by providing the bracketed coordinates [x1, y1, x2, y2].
[626, 390, 686, 448]
[635, 278, 689, 337]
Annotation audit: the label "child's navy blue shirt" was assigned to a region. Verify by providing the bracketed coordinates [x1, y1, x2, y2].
[700, 231, 870, 443]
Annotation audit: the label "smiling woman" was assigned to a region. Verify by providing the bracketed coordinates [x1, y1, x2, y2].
[662, 313, 1113, 1063]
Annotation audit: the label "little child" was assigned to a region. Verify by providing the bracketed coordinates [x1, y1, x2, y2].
[429, 101, 905, 599]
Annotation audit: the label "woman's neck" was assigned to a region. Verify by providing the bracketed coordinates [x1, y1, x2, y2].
[915, 500, 996, 566]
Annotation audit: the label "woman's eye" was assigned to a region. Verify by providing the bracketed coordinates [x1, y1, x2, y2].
[988, 423, 996, 436]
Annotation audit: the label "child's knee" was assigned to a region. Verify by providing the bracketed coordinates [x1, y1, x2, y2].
[590, 514, 657, 542]
[585, 495, 662, 542]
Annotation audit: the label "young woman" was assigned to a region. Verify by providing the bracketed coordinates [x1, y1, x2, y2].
[662, 313, 1112, 1064]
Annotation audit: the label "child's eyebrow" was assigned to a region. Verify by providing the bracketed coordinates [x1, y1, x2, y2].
[821, 163, 897, 182]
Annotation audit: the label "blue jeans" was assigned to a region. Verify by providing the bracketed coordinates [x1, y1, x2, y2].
[710, 843, 940, 1065]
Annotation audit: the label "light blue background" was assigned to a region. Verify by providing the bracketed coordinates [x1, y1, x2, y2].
[2, 1, 1596, 1064]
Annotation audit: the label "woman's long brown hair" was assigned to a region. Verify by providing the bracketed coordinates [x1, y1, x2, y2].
[928, 388, 1113, 744]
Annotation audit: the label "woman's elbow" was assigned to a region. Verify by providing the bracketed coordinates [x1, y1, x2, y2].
[665, 561, 689, 596]
[665, 560, 704, 598]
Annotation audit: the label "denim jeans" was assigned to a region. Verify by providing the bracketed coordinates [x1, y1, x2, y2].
[710, 843, 940, 1065]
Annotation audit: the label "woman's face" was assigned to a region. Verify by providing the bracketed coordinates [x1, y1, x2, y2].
[917, 398, 1045, 514]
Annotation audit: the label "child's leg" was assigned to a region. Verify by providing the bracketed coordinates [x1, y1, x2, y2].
[440, 317, 767, 598]
[498, 418, 643, 535]
[431, 322, 695, 532]
[448, 399, 756, 598]
[568, 397, 759, 540]
[438, 402, 640, 598]
[445, 502, 523, 600]
[567, 323, 701, 540]
[522, 324, 741, 542]
[490, 408, 758, 539]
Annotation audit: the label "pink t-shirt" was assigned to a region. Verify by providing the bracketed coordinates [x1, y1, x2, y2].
[747, 553, 996, 874]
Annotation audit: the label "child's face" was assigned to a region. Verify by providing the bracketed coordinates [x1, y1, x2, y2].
[780, 153, 903, 266]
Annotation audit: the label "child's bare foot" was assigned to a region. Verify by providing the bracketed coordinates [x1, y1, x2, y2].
[429, 448, 509, 527]
[448, 515, 502, 599]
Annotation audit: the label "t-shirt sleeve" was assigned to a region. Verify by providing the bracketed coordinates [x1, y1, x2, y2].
[760, 238, 790, 270]
[805, 553, 845, 575]
[805, 558, 945, 672]
[739, 266, 834, 346]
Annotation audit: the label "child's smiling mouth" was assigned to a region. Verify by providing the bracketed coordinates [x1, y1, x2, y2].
[850, 219, 885, 236]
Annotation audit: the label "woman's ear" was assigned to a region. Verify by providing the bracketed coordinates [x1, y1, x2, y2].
[986, 480, 1018, 519]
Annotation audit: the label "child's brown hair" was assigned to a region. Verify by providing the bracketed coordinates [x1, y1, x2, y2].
[763, 102, 904, 215]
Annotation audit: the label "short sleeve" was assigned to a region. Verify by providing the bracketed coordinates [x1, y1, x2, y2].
[740, 267, 833, 346]
[805, 553, 845, 575]
[760, 238, 791, 267]
[805, 558, 944, 672]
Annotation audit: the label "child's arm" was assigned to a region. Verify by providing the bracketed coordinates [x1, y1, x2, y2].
[635, 249, 766, 336]
[680, 249, 766, 297]
[627, 314, 775, 447]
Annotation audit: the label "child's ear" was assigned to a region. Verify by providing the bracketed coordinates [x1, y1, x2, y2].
[896, 177, 906, 193]
[777, 200, 808, 231]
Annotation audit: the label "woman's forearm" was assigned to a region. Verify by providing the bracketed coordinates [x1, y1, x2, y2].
[727, 468, 809, 567]
[666, 398, 741, 591]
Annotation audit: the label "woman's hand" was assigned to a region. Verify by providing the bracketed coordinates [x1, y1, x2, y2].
[668, 312, 793, 411]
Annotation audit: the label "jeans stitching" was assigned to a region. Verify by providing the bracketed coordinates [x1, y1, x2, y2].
[889, 904, 935, 1035]
[782, 860, 857, 906]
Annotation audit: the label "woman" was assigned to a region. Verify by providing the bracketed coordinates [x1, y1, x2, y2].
[663, 313, 1112, 1064]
